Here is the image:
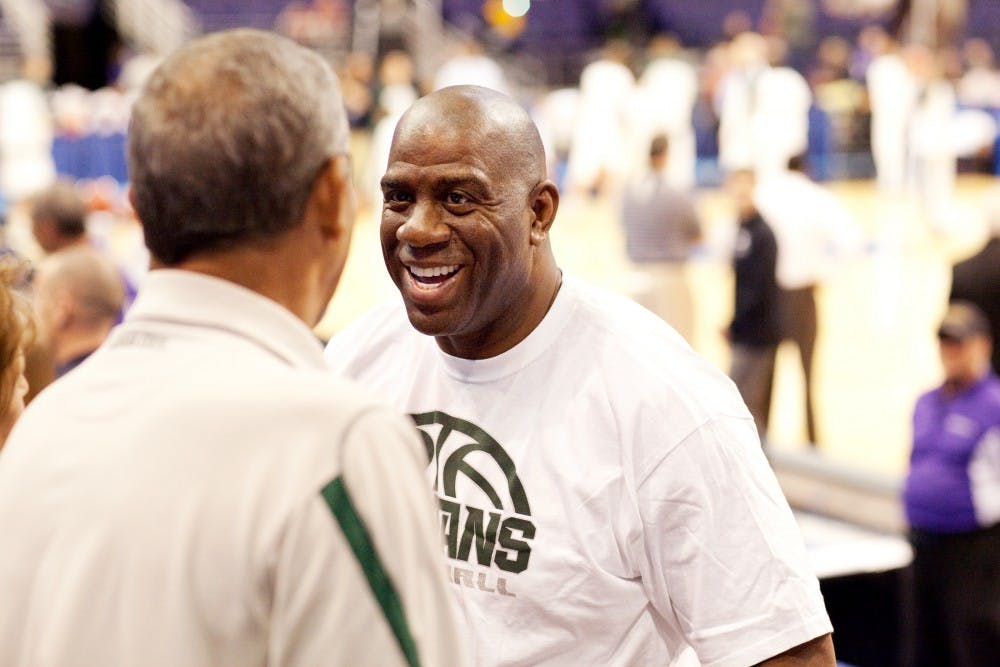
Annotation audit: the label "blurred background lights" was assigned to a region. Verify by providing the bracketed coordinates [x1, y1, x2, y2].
[501, 0, 530, 19]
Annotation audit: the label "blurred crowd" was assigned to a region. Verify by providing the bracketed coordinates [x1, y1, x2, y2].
[0, 3, 998, 454]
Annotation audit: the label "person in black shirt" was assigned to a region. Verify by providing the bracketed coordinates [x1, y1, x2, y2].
[726, 169, 780, 439]
[949, 189, 1000, 374]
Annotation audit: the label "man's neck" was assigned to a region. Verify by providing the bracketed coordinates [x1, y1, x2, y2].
[169, 234, 325, 328]
[942, 370, 989, 397]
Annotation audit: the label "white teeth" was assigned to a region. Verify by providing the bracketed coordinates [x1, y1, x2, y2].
[409, 265, 459, 278]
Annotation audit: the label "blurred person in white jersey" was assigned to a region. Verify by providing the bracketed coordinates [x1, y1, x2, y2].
[716, 32, 811, 179]
[755, 155, 862, 446]
[566, 40, 635, 196]
[865, 29, 918, 194]
[631, 35, 698, 191]
[326, 85, 835, 666]
[906, 45, 958, 229]
[0, 29, 465, 667]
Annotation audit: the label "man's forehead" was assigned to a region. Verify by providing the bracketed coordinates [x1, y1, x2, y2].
[386, 124, 509, 181]
[381, 160, 490, 186]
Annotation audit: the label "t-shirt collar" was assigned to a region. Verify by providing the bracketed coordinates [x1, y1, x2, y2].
[436, 274, 576, 383]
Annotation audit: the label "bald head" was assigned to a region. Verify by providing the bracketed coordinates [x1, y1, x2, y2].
[393, 86, 548, 189]
[35, 248, 124, 328]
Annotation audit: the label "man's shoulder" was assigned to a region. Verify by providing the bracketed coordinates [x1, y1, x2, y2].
[564, 277, 746, 416]
[325, 300, 417, 372]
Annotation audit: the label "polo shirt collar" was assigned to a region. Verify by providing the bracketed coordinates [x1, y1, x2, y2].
[125, 269, 326, 370]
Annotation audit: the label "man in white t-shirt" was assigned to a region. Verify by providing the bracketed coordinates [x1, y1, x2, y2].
[325, 85, 835, 666]
[0, 29, 464, 667]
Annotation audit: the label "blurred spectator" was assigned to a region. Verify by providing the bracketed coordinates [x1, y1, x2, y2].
[907, 45, 958, 228]
[949, 187, 1000, 374]
[49, 0, 119, 90]
[867, 32, 918, 193]
[726, 168, 780, 438]
[340, 52, 375, 129]
[566, 39, 635, 196]
[366, 51, 419, 212]
[433, 36, 509, 94]
[850, 24, 889, 82]
[0, 79, 55, 201]
[28, 180, 88, 254]
[809, 36, 852, 87]
[755, 155, 862, 445]
[957, 38, 1000, 109]
[28, 179, 137, 308]
[276, 0, 349, 63]
[531, 86, 580, 185]
[0, 260, 33, 449]
[620, 134, 702, 342]
[890, 0, 968, 50]
[632, 35, 698, 190]
[32, 246, 124, 377]
[759, 0, 816, 71]
[721, 9, 752, 41]
[902, 300, 999, 667]
[716, 32, 811, 178]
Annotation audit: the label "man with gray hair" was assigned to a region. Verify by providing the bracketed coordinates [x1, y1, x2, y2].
[0, 29, 464, 667]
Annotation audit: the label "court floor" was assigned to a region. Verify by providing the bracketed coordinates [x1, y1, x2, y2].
[318, 173, 999, 480]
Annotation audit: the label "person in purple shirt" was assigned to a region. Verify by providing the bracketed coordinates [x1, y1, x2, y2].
[902, 301, 1000, 667]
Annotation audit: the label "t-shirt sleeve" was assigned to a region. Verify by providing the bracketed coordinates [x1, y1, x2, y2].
[632, 415, 831, 667]
[267, 409, 468, 667]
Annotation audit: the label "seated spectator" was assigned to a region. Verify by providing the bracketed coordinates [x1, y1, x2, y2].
[0, 262, 33, 448]
[28, 179, 138, 309]
[957, 38, 1000, 109]
[32, 246, 124, 377]
[28, 179, 89, 253]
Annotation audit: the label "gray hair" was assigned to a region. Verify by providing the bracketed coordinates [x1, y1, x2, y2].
[29, 180, 87, 238]
[128, 29, 349, 264]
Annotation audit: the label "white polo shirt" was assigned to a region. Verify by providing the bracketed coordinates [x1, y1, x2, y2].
[0, 270, 465, 667]
[325, 275, 832, 667]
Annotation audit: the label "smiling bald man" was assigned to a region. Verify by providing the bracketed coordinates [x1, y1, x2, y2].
[326, 85, 835, 666]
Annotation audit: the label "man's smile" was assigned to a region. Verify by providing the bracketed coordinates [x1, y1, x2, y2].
[403, 264, 465, 302]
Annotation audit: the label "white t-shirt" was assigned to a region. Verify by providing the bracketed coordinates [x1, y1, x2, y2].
[0, 270, 465, 667]
[325, 276, 832, 667]
[754, 170, 863, 289]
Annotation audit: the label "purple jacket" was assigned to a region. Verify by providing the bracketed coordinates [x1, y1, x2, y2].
[904, 372, 1000, 533]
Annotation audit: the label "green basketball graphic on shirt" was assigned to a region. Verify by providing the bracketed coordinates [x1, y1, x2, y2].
[412, 411, 535, 589]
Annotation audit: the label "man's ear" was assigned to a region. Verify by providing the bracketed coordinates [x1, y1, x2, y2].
[312, 155, 353, 242]
[50, 290, 74, 332]
[529, 180, 559, 246]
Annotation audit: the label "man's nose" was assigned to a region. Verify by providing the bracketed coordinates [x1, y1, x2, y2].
[396, 201, 450, 247]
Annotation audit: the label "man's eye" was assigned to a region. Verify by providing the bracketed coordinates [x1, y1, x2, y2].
[385, 191, 411, 204]
[447, 192, 468, 205]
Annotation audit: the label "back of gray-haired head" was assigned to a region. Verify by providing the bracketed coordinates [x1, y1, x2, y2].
[30, 180, 87, 238]
[128, 29, 349, 265]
